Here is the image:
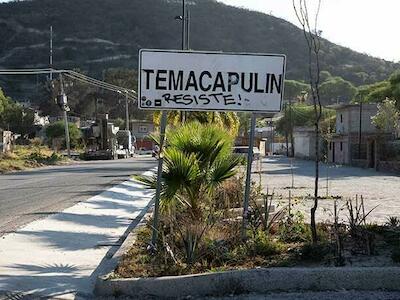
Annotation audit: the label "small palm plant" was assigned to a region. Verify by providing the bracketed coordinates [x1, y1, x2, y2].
[136, 122, 240, 264]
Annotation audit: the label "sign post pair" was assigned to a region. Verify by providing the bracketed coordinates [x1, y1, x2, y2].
[139, 49, 286, 242]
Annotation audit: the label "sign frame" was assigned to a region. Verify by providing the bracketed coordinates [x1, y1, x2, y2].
[138, 49, 286, 113]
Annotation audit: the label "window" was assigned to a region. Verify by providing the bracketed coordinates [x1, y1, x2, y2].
[138, 125, 148, 133]
[340, 142, 343, 151]
[340, 114, 343, 123]
[329, 142, 332, 150]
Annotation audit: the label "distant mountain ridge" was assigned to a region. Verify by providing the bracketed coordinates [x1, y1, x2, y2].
[0, 0, 398, 100]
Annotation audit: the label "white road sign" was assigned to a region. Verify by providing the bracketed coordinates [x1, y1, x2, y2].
[138, 49, 286, 112]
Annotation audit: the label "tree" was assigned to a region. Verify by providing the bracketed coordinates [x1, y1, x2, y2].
[113, 117, 126, 130]
[284, 80, 310, 101]
[0, 89, 35, 136]
[282, 80, 311, 156]
[103, 68, 151, 121]
[103, 68, 138, 91]
[319, 76, 357, 104]
[371, 98, 400, 134]
[355, 71, 400, 108]
[319, 70, 332, 83]
[389, 71, 400, 102]
[46, 121, 82, 148]
[0, 88, 7, 116]
[276, 104, 335, 134]
[293, 0, 323, 244]
[153, 111, 240, 136]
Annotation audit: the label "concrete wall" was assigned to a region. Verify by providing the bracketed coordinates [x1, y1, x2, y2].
[293, 127, 315, 159]
[0, 131, 12, 153]
[328, 137, 350, 164]
[336, 104, 378, 135]
[131, 121, 154, 139]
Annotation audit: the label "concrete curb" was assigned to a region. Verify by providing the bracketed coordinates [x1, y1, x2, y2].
[94, 267, 400, 298]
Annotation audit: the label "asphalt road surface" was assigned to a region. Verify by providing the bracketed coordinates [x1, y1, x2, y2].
[0, 156, 156, 236]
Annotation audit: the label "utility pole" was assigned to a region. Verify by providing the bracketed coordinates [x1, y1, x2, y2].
[182, 0, 186, 50]
[49, 26, 53, 81]
[58, 74, 71, 158]
[186, 7, 190, 50]
[125, 90, 129, 131]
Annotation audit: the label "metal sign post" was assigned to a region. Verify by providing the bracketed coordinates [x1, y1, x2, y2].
[150, 110, 168, 248]
[242, 113, 256, 239]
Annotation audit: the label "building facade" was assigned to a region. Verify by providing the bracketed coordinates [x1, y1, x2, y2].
[327, 103, 382, 168]
[131, 120, 155, 151]
[292, 126, 324, 160]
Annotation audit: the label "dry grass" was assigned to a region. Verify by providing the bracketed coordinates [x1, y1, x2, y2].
[114, 220, 303, 279]
[0, 145, 67, 173]
[115, 216, 400, 279]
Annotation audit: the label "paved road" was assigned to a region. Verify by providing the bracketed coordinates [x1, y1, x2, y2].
[258, 156, 400, 224]
[0, 156, 156, 235]
[196, 291, 400, 300]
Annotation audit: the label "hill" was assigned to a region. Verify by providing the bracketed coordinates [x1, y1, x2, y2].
[0, 0, 399, 101]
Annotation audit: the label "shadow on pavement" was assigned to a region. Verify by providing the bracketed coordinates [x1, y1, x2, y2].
[0, 179, 154, 298]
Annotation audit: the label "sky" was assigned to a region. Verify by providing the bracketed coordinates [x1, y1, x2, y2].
[219, 0, 400, 62]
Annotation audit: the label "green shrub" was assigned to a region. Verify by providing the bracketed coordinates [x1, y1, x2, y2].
[48, 152, 63, 163]
[278, 212, 310, 243]
[46, 121, 82, 148]
[249, 231, 284, 257]
[225, 245, 249, 263]
[27, 151, 63, 164]
[299, 242, 331, 262]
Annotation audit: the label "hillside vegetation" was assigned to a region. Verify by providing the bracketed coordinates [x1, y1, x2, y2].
[0, 0, 399, 101]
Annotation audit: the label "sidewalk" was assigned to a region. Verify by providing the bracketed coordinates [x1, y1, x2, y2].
[0, 173, 153, 299]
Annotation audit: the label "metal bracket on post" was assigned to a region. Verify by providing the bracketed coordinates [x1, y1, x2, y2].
[241, 113, 257, 239]
[150, 110, 168, 250]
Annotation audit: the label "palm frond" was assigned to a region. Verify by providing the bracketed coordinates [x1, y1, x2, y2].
[133, 174, 157, 189]
[209, 156, 240, 189]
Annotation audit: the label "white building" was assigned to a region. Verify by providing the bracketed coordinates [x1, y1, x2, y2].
[328, 103, 382, 167]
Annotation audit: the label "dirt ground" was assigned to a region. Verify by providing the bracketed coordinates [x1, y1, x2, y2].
[258, 156, 400, 224]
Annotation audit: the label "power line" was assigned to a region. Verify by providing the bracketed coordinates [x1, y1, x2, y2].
[0, 68, 137, 100]
[67, 70, 136, 94]
[64, 71, 136, 100]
